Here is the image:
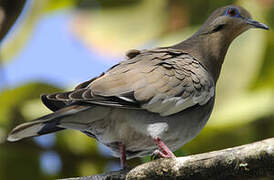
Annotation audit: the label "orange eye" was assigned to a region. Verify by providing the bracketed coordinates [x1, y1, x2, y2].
[225, 8, 240, 17]
[228, 9, 236, 16]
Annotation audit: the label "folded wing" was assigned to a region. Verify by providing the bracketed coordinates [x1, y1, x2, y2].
[43, 48, 215, 116]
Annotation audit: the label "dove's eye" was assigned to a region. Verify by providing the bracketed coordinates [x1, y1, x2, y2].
[225, 8, 240, 18]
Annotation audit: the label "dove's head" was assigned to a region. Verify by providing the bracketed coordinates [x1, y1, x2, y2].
[173, 5, 269, 82]
[197, 5, 269, 39]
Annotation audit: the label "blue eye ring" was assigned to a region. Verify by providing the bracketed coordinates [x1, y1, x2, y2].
[225, 8, 240, 18]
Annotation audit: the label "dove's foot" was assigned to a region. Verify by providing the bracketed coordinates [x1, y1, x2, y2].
[153, 137, 176, 158]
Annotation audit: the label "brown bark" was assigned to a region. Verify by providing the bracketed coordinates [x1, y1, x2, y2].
[59, 137, 274, 180]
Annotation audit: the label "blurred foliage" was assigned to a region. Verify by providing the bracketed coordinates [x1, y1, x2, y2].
[44, 0, 77, 12]
[0, 0, 78, 63]
[0, 0, 26, 41]
[0, 0, 273, 179]
[70, 0, 167, 57]
[0, 83, 61, 128]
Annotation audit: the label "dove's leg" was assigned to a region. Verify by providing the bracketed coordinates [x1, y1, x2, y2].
[118, 142, 127, 169]
[153, 137, 176, 158]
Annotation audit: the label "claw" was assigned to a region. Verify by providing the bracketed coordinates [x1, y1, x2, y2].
[151, 150, 161, 160]
[153, 137, 176, 158]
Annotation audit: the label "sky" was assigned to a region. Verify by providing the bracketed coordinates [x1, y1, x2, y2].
[3, 10, 118, 89]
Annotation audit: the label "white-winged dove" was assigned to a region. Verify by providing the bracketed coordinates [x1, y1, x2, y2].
[7, 5, 269, 168]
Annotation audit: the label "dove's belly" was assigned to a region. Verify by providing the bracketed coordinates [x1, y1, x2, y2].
[82, 97, 214, 159]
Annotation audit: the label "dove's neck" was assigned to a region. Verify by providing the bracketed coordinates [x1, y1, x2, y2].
[172, 32, 233, 82]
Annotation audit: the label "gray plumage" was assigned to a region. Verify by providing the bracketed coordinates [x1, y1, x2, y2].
[7, 5, 268, 161]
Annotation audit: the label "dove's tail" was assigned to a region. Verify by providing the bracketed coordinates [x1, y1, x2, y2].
[6, 105, 90, 142]
[7, 114, 65, 142]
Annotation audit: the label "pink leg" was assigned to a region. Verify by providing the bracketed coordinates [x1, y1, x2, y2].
[153, 137, 176, 158]
[118, 142, 127, 169]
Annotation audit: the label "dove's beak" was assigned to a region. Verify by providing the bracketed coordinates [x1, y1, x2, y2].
[245, 19, 269, 30]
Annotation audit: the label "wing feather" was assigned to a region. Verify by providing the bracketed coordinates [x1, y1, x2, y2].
[42, 48, 215, 116]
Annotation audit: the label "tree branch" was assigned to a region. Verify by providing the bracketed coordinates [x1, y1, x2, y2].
[59, 137, 274, 180]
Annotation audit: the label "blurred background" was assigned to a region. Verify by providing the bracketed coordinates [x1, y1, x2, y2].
[0, 0, 273, 179]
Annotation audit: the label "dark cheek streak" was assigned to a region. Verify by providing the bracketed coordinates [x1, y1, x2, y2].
[212, 24, 226, 33]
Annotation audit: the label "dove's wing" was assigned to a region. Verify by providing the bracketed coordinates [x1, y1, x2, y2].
[43, 48, 215, 116]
